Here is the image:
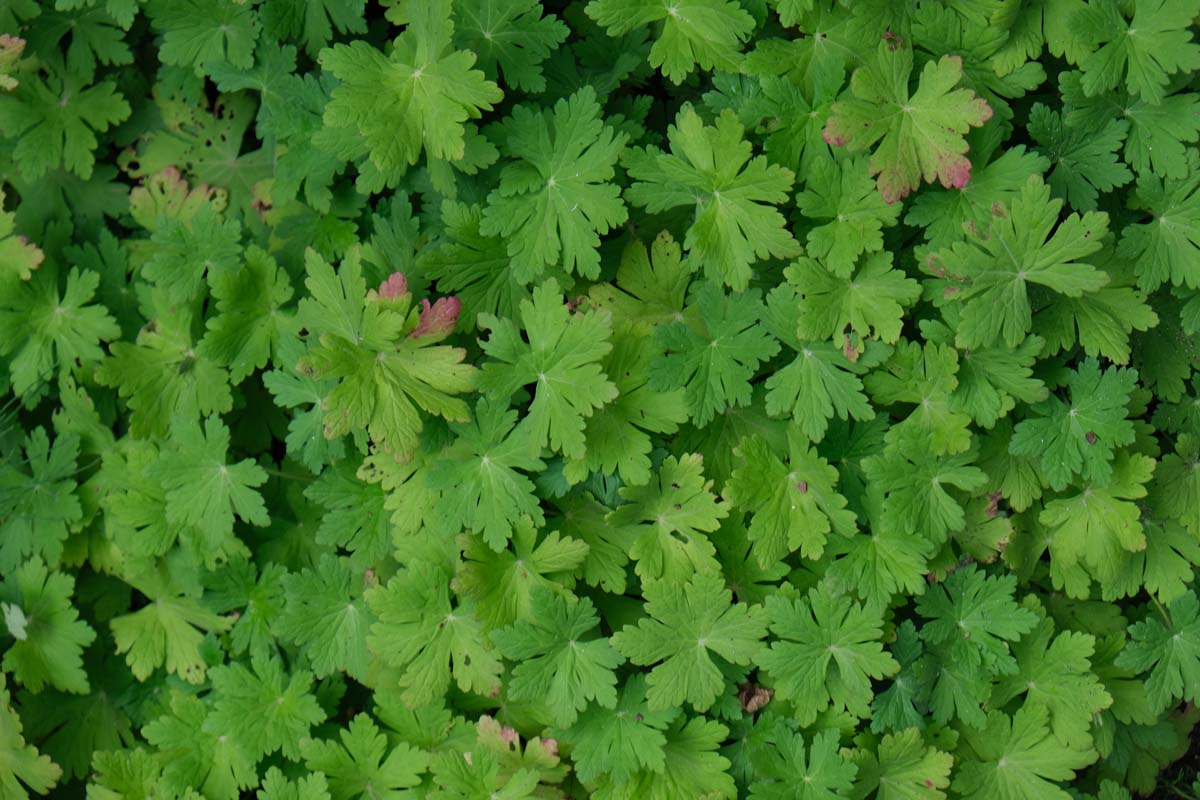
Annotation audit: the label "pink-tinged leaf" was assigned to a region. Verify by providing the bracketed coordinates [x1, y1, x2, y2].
[0, 34, 25, 91]
[410, 297, 461, 340]
[823, 43, 992, 202]
[375, 272, 409, 300]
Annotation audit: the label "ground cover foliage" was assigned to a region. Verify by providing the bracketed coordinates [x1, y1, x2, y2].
[1, 0, 1200, 798]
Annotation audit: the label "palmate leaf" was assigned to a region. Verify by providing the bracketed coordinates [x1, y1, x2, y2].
[584, 0, 755, 84]
[365, 560, 502, 706]
[1076, 0, 1200, 105]
[757, 586, 899, 725]
[297, 249, 478, 455]
[953, 704, 1097, 800]
[750, 728, 858, 800]
[611, 571, 767, 712]
[317, 0, 503, 173]
[930, 176, 1109, 350]
[625, 107, 800, 290]
[724, 427, 857, 565]
[428, 396, 545, 550]
[1009, 358, 1138, 491]
[481, 87, 628, 281]
[1116, 590, 1200, 710]
[823, 42, 993, 203]
[491, 588, 622, 727]
[650, 282, 779, 426]
[479, 277, 617, 460]
[0, 557, 95, 695]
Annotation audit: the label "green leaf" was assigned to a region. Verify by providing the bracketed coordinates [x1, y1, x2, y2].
[1118, 163, 1200, 292]
[562, 331, 689, 486]
[1037, 451, 1154, 590]
[205, 653, 325, 760]
[481, 87, 627, 281]
[992, 615, 1112, 749]
[159, 414, 269, 564]
[0, 266, 119, 400]
[258, 768, 331, 800]
[609, 452, 728, 584]
[317, 0, 503, 173]
[823, 43, 993, 203]
[651, 281, 780, 426]
[0, 66, 130, 180]
[0, 675, 62, 798]
[750, 728, 858, 800]
[787, 252, 921, 348]
[300, 714, 429, 800]
[199, 245, 294, 384]
[795, 155, 901, 277]
[930, 176, 1109, 350]
[429, 397, 545, 550]
[560, 674, 677, 786]
[110, 577, 232, 684]
[757, 586, 900, 725]
[142, 692, 257, 800]
[0, 428, 81, 573]
[612, 571, 767, 712]
[366, 560, 503, 705]
[953, 704, 1097, 800]
[452, 0, 568, 92]
[479, 277, 617, 460]
[298, 249, 478, 455]
[491, 588, 623, 727]
[1076, 0, 1200, 105]
[1027, 103, 1132, 212]
[0, 558, 95, 694]
[149, 0, 259, 74]
[0, 188, 44, 283]
[95, 289, 233, 439]
[725, 426, 857, 565]
[1115, 590, 1200, 710]
[260, 0, 365, 56]
[275, 555, 372, 682]
[594, 714, 737, 800]
[848, 728, 952, 800]
[585, 0, 755, 83]
[625, 107, 800, 290]
[863, 442, 987, 542]
[917, 565, 1037, 678]
[1009, 358, 1138, 490]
